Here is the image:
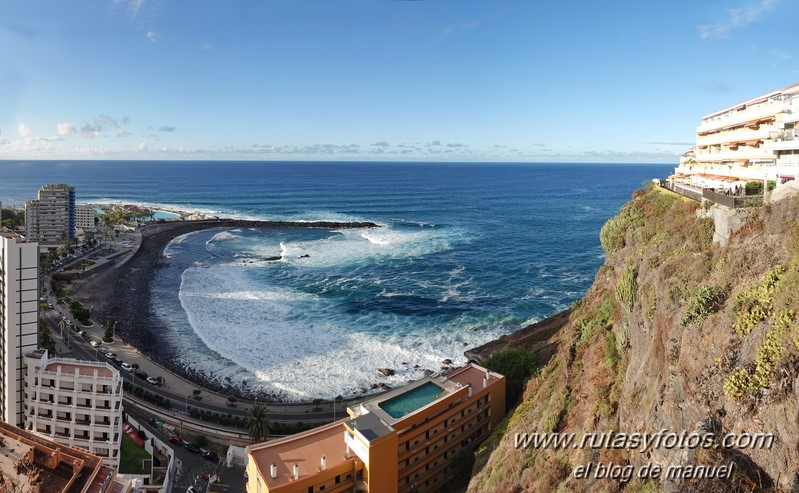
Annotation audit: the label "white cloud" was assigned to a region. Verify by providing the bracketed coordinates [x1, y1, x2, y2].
[698, 0, 777, 39]
[17, 123, 32, 138]
[80, 123, 101, 138]
[773, 50, 793, 60]
[202, 42, 213, 50]
[146, 31, 158, 42]
[57, 122, 77, 136]
[131, 0, 146, 17]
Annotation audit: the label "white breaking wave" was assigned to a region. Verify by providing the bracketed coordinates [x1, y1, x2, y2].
[177, 264, 501, 400]
[273, 227, 462, 269]
[163, 222, 492, 401]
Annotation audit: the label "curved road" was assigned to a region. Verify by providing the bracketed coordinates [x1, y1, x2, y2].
[42, 308, 339, 423]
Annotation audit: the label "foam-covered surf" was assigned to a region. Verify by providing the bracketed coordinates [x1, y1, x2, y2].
[161, 223, 503, 400]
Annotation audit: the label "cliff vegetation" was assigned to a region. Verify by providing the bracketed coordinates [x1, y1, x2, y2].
[467, 185, 799, 493]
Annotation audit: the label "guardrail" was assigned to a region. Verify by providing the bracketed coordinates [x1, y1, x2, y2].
[702, 189, 764, 208]
[662, 182, 702, 202]
[662, 181, 764, 208]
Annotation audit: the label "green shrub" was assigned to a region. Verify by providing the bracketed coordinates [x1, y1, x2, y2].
[723, 367, 754, 399]
[575, 296, 615, 346]
[600, 203, 644, 254]
[604, 332, 621, 369]
[680, 285, 723, 327]
[615, 268, 637, 312]
[732, 265, 785, 336]
[724, 309, 795, 399]
[483, 347, 538, 409]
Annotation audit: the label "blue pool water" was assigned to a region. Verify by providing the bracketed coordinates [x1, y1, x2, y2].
[379, 382, 447, 419]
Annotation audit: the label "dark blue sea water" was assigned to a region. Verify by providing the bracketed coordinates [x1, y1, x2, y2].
[0, 161, 670, 400]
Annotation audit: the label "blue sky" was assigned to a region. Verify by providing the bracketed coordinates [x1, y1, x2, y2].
[1, 0, 797, 162]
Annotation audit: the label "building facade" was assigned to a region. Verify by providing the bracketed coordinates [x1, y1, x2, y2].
[675, 82, 799, 187]
[75, 204, 96, 233]
[23, 350, 124, 467]
[25, 184, 76, 247]
[0, 229, 39, 427]
[245, 363, 505, 493]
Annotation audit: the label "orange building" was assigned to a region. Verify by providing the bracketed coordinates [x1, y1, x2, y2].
[246, 363, 505, 493]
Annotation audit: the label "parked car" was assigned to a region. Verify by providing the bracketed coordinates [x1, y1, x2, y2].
[112, 358, 123, 366]
[168, 434, 182, 445]
[120, 363, 134, 372]
[203, 451, 219, 463]
[104, 352, 116, 359]
[97, 347, 108, 354]
[187, 487, 200, 493]
[134, 371, 148, 380]
[146, 376, 159, 385]
[90, 341, 100, 347]
[185, 443, 201, 454]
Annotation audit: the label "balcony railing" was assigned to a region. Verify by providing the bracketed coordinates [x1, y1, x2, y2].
[702, 189, 764, 208]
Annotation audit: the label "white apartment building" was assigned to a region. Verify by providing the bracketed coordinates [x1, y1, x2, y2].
[676, 82, 799, 187]
[23, 350, 123, 467]
[75, 204, 96, 233]
[25, 184, 76, 247]
[0, 229, 39, 427]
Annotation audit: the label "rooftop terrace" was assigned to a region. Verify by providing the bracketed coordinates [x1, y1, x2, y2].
[0, 421, 108, 493]
[248, 420, 354, 489]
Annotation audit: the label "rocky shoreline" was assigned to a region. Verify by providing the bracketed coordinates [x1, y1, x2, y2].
[463, 308, 570, 368]
[74, 218, 378, 403]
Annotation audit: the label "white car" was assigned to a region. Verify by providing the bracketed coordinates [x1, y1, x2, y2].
[120, 363, 134, 372]
[146, 376, 159, 385]
[97, 347, 108, 354]
[90, 341, 100, 347]
[104, 352, 116, 359]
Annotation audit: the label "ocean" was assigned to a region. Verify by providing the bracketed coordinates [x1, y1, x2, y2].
[0, 161, 671, 400]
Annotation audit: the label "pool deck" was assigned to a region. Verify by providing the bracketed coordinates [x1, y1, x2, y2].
[355, 375, 462, 429]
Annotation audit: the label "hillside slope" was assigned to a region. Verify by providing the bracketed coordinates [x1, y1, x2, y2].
[467, 186, 799, 493]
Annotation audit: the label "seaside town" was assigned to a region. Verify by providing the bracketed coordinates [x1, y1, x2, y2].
[1, 81, 799, 493]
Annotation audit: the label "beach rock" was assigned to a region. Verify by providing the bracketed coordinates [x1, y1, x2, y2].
[379, 383, 391, 390]
[370, 383, 379, 389]
[378, 368, 395, 377]
[299, 254, 310, 258]
[413, 364, 420, 369]
[442, 358, 452, 365]
[424, 370, 435, 377]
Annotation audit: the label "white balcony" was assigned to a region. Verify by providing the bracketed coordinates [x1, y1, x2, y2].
[695, 149, 775, 163]
[698, 102, 785, 134]
[697, 126, 773, 147]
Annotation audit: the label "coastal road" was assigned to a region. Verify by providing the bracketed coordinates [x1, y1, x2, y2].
[43, 308, 341, 423]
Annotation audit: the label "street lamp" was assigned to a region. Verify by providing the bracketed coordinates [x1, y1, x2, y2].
[113, 321, 118, 339]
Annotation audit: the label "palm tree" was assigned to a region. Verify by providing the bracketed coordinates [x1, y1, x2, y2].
[246, 404, 270, 443]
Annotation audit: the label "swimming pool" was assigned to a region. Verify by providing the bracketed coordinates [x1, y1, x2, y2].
[378, 382, 446, 419]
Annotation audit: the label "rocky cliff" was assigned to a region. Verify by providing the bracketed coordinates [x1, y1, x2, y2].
[467, 186, 799, 493]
